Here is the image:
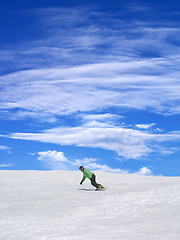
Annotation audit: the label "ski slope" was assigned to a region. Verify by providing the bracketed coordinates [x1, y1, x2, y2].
[0, 171, 180, 240]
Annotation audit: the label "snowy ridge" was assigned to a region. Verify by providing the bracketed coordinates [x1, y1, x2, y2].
[0, 171, 180, 240]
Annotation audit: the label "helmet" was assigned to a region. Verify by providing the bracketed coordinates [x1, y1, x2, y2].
[79, 166, 84, 170]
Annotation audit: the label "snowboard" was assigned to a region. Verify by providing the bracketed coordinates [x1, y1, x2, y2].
[95, 187, 105, 191]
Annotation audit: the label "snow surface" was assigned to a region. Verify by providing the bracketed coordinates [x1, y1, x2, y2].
[0, 171, 180, 240]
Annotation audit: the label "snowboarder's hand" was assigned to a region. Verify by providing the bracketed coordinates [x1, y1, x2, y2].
[80, 181, 83, 185]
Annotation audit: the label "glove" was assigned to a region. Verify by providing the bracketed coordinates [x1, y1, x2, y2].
[80, 181, 83, 185]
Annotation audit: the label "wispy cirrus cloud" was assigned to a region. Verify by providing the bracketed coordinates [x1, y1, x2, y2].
[1, 58, 180, 122]
[6, 118, 180, 160]
[1, 5, 180, 73]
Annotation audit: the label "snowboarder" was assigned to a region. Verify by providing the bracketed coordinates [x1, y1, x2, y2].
[79, 166, 104, 190]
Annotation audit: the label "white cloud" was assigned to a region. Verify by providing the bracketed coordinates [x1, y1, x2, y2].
[38, 150, 69, 162]
[82, 113, 121, 121]
[0, 145, 11, 150]
[80, 113, 122, 128]
[37, 150, 71, 170]
[0, 164, 13, 167]
[136, 123, 156, 129]
[137, 167, 152, 176]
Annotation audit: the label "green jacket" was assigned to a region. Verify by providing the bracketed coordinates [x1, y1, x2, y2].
[81, 168, 93, 183]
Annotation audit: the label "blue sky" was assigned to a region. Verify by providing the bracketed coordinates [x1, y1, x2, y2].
[1, 0, 180, 176]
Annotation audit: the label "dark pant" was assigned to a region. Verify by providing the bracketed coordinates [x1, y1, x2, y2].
[90, 174, 101, 188]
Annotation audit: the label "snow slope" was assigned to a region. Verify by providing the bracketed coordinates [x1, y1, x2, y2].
[0, 171, 180, 240]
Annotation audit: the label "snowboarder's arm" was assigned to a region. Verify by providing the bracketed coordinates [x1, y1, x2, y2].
[81, 175, 86, 184]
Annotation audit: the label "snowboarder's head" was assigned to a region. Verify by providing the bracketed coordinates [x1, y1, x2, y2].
[79, 166, 84, 171]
